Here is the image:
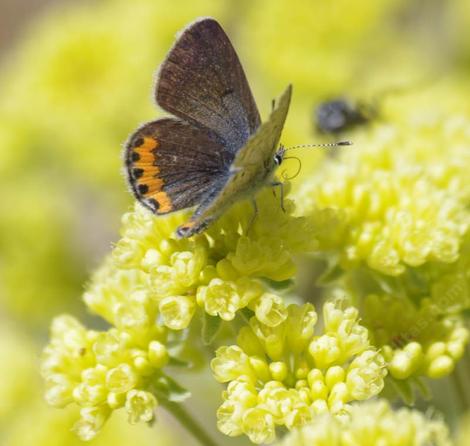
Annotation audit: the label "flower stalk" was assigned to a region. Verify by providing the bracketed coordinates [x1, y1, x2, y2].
[160, 400, 220, 446]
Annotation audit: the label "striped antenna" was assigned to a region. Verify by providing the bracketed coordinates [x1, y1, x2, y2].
[284, 140, 352, 151]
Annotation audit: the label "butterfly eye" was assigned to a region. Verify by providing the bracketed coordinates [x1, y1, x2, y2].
[274, 153, 283, 166]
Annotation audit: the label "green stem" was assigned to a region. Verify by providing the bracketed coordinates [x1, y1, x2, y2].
[160, 400, 219, 446]
[460, 346, 470, 410]
[452, 350, 470, 416]
[451, 369, 468, 413]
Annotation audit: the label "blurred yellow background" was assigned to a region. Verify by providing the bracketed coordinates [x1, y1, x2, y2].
[1, 0, 470, 444]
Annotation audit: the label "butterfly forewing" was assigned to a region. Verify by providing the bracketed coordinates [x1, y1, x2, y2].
[232, 85, 292, 169]
[156, 18, 261, 154]
[125, 118, 231, 214]
[177, 85, 292, 235]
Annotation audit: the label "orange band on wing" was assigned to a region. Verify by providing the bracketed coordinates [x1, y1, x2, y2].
[136, 136, 158, 151]
[153, 192, 173, 213]
[133, 137, 160, 170]
[129, 137, 173, 213]
[141, 177, 164, 193]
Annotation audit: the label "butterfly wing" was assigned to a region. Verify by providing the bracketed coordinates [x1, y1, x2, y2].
[156, 18, 261, 155]
[176, 85, 292, 237]
[231, 84, 292, 170]
[125, 118, 231, 214]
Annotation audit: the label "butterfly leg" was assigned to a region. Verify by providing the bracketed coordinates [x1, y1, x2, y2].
[247, 199, 258, 234]
[271, 181, 286, 212]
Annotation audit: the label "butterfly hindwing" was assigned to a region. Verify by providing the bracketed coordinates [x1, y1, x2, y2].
[125, 118, 231, 214]
[156, 18, 261, 154]
[176, 85, 292, 237]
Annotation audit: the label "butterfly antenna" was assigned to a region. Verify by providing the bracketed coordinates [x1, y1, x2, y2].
[284, 140, 352, 151]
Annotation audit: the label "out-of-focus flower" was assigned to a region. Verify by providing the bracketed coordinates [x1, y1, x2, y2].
[242, 0, 440, 179]
[245, 0, 412, 97]
[211, 299, 387, 444]
[274, 399, 453, 446]
[362, 293, 469, 380]
[4, 402, 176, 446]
[457, 411, 470, 446]
[0, 179, 88, 327]
[0, 326, 38, 424]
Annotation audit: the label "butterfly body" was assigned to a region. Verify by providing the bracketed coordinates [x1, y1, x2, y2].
[125, 18, 291, 238]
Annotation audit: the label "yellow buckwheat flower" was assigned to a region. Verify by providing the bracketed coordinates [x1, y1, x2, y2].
[296, 110, 470, 277]
[211, 299, 387, 444]
[110, 188, 316, 330]
[42, 280, 169, 440]
[41, 188, 316, 440]
[0, 325, 177, 446]
[275, 399, 453, 446]
[292, 86, 470, 394]
[362, 294, 469, 380]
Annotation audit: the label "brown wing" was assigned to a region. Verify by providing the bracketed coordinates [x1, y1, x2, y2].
[125, 118, 231, 214]
[156, 18, 261, 155]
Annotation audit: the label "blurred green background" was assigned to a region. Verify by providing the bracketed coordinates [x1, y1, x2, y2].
[1, 0, 470, 444]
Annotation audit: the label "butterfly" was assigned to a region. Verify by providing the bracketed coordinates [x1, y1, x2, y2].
[125, 17, 291, 238]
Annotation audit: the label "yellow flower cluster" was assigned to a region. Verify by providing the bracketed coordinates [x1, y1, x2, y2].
[275, 399, 453, 446]
[40, 188, 315, 440]
[41, 263, 170, 440]
[0, 324, 177, 446]
[25, 0, 470, 443]
[296, 112, 470, 276]
[111, 188, 315, 330]
[211, 299, 387, 444]
[293, 85, 470, 389]
[362, 294, 469, 380]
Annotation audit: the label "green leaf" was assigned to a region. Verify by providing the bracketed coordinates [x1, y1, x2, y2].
[152, 375, 191, 403]
[202, 313, 222, 345]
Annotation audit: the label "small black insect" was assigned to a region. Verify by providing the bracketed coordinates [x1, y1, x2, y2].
[314, 98, 376, 134]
